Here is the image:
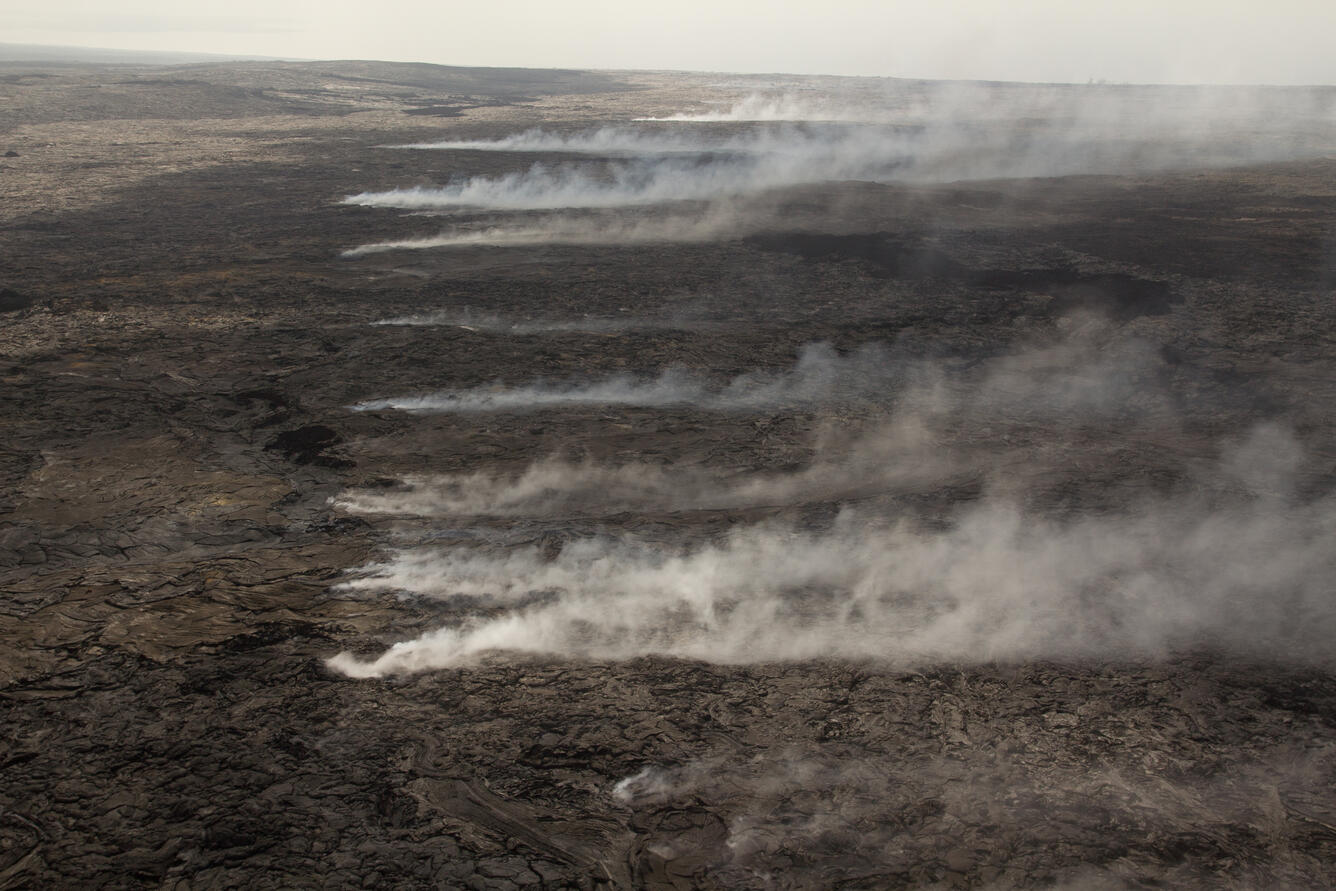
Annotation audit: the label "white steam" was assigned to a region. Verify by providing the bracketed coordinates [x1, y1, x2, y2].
[350, 342, 906, 413]
[603, 746, 1336, 888]
[342, 85, 1334, 253]
[350, 333, 1168, 419]
[369, 311, 687, 332]
[612, 767, 679, 803]
[392, 126, 756, 154]
[347, 87, 1336, 221]
[391, 122, 896, 157]
[329, 328, 1312, 679]
[638, 84, 1336, 132]
[635, 93, 894, 123]
[340, 205, 741, 255]
[352, 366, 708, 412]
[329, 330, 1336, 680]
[327, 458, 1336, 678]
[342, 133, 907, 212]
[333, 419, 953, 519]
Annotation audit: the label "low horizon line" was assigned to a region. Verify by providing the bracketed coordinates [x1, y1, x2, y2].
[2, 41, 1334, 90]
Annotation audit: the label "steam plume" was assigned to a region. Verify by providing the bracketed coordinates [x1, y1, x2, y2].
[329, 319, 1333, 678]
[349, 333, 1168, 419]
[350, 343, 906, 413]
[348, 87, 1336, 217]
[328, 459, 1336, 677]
[340, 205, 741, 255]
[370, 311, 690, 332]
[333, 418, 954, 519]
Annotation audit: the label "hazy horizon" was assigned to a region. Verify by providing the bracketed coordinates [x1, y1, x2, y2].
[7, 40, 1336, 92]
[5, 1, 1336, 87]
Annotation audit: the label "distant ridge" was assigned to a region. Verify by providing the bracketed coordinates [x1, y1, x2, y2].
[0, 42, 293, 65]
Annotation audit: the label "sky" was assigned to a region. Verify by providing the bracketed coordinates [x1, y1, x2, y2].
[5, 0, 1336, 86]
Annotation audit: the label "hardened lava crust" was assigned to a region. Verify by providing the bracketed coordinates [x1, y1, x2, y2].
[2, 58, 1336, 888]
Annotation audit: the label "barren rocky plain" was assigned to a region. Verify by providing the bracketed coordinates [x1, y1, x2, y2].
[3, 55, 1336, 889]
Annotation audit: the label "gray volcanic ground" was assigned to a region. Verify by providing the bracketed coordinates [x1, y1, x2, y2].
[3, 55, 1336, 888]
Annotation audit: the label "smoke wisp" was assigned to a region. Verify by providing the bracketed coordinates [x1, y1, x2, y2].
[350, 342, 909, 413]
[329, 327, 1333, 678]
[333, 419, 955, 520]
[343, 134, 908, 212]
[635, 93, 879, 122]
[348, 87, 1336, 219]
[328, 453, 1336, 678]
[370, 310, 692, 332]
[340, 205, 742, 256]
[603, 742, 1336, 888]
[336, 322, 1172, 519]
[392, 126, 765, 154]
[350, 331, 1169, 420]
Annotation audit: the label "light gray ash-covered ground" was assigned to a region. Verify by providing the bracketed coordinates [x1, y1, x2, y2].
[3, 54, 1336, 888]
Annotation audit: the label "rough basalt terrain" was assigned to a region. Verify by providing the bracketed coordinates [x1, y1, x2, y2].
[2, 57, 1336, 889]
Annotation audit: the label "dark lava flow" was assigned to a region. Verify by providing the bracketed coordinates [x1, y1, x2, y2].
[2, 59, 1336, 889]
[745, 232, 1179, 319]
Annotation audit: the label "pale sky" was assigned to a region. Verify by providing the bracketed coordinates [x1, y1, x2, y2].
[5, 0, 1335, 85]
